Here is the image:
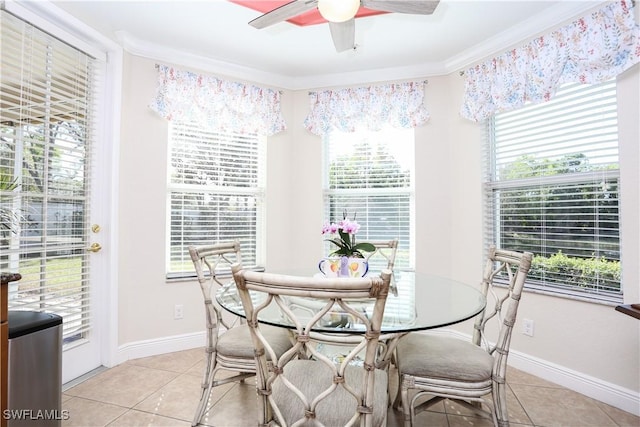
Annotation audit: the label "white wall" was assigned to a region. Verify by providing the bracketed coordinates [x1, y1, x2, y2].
[267, 89, 324, 271]
[115, 53, 639, 412]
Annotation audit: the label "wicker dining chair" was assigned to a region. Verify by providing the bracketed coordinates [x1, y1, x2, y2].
[364, 238, 399, 271]
[188, 242, 293, 426]
[393, 246, 533, 427]
[231, 264, 393, 427]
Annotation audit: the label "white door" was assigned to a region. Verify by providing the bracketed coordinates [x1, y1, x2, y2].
[0, 6, 112, 383]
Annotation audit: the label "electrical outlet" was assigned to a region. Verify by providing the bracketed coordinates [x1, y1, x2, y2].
[522, 318, 534, 336]
[174, 304, 184, 320]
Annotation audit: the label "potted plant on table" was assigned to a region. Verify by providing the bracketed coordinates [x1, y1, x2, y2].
[320, 212, 375, 277]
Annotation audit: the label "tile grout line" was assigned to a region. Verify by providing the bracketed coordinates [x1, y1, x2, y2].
[507, 382, 536, 427]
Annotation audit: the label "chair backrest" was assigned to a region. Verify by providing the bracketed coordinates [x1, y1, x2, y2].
[232, 265, 392, 427]
[189, 240, 242, 331]
[364, 238, 399, 271]
[472, 246, 533, 367]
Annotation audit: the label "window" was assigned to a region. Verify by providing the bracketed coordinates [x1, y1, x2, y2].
[484, 80, 621, 302]
[1, 9, 96, 343]
[167, 121, 265, 277]
[323, 128, 414, 271]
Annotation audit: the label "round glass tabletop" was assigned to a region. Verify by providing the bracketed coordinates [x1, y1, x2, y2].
[216, 269, 486, 335]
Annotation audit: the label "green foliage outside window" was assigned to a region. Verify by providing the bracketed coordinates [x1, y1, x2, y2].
[529, 252, 621, 292]
[495, 153, 621, 294]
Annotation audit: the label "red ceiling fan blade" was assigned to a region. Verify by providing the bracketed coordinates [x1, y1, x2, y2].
[231, 1, 388, 27]
[248, 0, 318, 29]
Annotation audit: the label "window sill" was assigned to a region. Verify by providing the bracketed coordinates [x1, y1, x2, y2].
[524, 284, 621, 306]
[495, 279, 622, 306]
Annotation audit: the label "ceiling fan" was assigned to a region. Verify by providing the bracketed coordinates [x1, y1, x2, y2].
[241, 0, 440, 52]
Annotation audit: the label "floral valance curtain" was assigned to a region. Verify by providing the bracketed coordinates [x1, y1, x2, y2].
[461, 0, 640, 122]
[149, 64, 286, 136]
[303, 81, 430, 136]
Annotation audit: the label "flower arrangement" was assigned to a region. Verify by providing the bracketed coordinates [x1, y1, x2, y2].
[322, 211, 375, 258]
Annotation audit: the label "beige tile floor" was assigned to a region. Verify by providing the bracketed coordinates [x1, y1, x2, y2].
[62, 347, 640, 427]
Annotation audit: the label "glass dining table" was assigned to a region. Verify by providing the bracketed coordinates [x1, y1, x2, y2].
[215, 268, 487, 367]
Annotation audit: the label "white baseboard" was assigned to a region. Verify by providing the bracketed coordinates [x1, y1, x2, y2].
[507, 349, 640, 417]
[114, 331, 205, 365]
[438, 329, 640, 417]
[112, 329, 640, 417]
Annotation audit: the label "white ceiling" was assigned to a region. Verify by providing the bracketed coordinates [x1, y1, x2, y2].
[49, 0, 605, 89]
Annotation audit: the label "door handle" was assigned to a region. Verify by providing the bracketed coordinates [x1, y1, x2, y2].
[87, 243, 102, 253]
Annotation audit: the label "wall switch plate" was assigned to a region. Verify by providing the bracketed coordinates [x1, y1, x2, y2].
[174, 304, 184, 320]
[522, 318, 534, 336]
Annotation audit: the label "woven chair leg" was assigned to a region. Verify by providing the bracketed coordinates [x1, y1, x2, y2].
[392, 373, 403, 409]
[192, 381, 214, 426]
[192, 347, 216, 426]
[401, 384, 411, 427]
[493, 380, 510, 427]
[256, 390, 271, 426]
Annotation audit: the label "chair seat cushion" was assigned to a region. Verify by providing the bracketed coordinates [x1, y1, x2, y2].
[217, 324, 292, 359]
[271, 359, 388, 427]
[397, 334, 493, 383]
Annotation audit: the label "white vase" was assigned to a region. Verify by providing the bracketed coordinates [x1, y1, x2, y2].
[318, 256, 368, 278]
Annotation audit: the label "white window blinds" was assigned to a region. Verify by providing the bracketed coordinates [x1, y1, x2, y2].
[323, 128, 414, 271]
[167, 121, 265, 276]
[1, 9, 96, 341]
[484, 80, 621, 301]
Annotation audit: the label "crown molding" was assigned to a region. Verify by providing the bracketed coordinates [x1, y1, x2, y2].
[117, 30, 449, 90]
[115, 31, 294, 91]
[287, 62, 449, 90]
[115, 0, 608, 90]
